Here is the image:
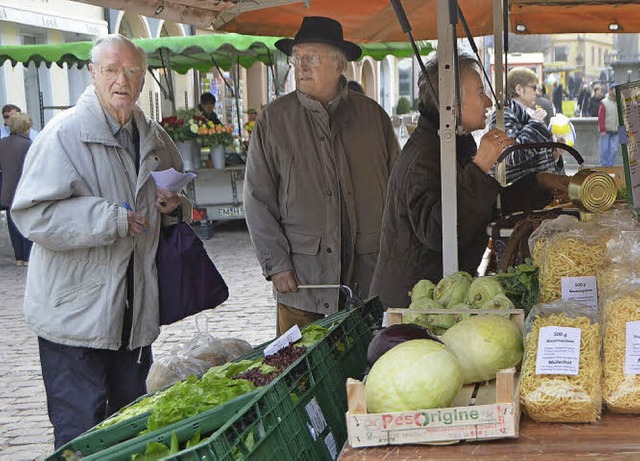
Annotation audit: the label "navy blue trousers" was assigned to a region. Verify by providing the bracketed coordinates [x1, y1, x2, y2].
[38, 337, 152, 449]
[6, 209, 32, 262]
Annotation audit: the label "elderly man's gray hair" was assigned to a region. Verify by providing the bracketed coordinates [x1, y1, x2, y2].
[418, 52, 482, 116]
[91, 34, 147, 70]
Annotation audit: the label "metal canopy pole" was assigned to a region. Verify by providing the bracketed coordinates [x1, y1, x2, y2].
[438, 0, 459, 276]
[493, 0, 507, 186]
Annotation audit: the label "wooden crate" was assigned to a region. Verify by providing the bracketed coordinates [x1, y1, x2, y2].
[345, 308, 523, 448]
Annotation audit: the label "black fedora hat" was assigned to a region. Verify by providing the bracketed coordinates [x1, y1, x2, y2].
[275, 16, 362, 62]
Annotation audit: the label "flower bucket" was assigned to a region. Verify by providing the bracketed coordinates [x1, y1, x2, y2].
[175, 140, 201, 171]
[211, 145, 226, 170]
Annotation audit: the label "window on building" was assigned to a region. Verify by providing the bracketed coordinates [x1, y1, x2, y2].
[553, 46, 568, 62]
[598, 48, 602, 66]
[591, 47, 595, 66]
[398, 58, 412, 98]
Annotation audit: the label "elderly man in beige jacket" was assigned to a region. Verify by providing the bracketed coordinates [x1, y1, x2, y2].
[244, 16, 400, 334]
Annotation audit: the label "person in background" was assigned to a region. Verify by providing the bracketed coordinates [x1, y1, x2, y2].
[489, 67, 563, 184]
[199, 92, 223, 125]
[244, 16, 400, 334]
[577, 83, 592, 117]
[369, 52, 569, 308]
[598, 84, 620, 167]
[1, 105, 38, 200]
[0, 112, 33, 266]
[587, 84, 603, 117]
[347, 80, 365, 94]
[244, 107, 258, 136]
[11, 34, 190, 448]
[1, 104, 39, 140]
[552, 82, 564, 114]
[535, 84, 555, 126]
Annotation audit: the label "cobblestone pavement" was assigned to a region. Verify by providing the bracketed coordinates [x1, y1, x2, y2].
[0, 218, 275, 461]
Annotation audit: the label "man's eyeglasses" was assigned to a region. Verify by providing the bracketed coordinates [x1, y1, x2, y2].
[100, 65, 144, 80]
[289, 54, 323, 67]
[2, 114, 10, 119]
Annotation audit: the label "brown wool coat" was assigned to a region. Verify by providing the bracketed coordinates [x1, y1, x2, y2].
[244, 85, 400, 314]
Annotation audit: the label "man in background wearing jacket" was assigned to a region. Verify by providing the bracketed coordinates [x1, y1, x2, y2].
[598, 84, 620, 167]
[11, 35, 189, 448]
[244, 16, 400, 334]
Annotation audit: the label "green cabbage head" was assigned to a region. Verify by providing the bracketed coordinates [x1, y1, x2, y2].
[409, 279, 436, 303]
[466, 276, 504, 307]
[365, 339, 463, 413]
[433, 271, 472, 307]
[441, 315, 523, 384]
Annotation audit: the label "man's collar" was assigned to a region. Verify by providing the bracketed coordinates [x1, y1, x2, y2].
[102, 107, 133, 136]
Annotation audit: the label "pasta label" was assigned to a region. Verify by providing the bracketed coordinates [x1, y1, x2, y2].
[535, 326, 582, 375]
[624, 321, 640, 375]
[561, 276, 598, 310]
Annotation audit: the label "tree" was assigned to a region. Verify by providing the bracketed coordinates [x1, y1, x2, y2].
[396, 97, 411, 115]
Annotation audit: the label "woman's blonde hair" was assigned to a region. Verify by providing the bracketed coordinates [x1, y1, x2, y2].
[507, 67, 538, 99]
[8, 112, 32, 135]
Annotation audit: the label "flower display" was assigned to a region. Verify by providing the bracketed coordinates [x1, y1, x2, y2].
[198, 123, 235, 148]
[160, 109, 235, 147]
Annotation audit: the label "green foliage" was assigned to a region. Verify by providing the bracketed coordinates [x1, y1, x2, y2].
[494, 258, 540, 314]
[396, 96, 412, 115]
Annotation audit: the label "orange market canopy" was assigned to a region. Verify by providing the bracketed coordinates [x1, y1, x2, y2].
[213, 0, 640, 40]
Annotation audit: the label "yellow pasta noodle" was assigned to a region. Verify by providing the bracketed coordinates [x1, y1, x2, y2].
[603, 294, 640, 413]
[520, 313, 602, 423]
[536, 236, 606, 303]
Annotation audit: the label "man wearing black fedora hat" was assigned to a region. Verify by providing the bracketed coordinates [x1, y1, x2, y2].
[244, 16, 400, 334]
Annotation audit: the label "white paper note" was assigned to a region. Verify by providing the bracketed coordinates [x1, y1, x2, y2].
[263, 324, 302, 356]
[536, 326, 581, 375]
[150, 168, 196, 193]
[625, 321, 640, 375]
[561, 276, 598, 310]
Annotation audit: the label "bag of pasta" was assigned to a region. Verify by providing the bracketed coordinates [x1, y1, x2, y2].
[520, 300, 602, 423]
[535, 225, 607, 303]
[528, 214, 579, 265]
[602, 279, 640, 413]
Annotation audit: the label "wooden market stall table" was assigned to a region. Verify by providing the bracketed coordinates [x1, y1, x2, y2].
[339, 413, 640, 460]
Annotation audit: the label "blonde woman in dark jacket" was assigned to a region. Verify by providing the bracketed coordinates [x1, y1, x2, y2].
[0, 111, 33, 265]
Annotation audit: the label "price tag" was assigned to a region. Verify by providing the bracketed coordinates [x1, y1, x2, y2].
[263, 324, 302, 356]
[625, 321, 640, 374]
[324, 432, 338, 460]
[305, 397, 327, 435]
[561, 276, 598, 310]
[535, 326, 581, 375]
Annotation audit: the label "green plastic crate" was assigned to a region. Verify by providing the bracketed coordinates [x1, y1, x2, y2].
[81, 389, 261, 461]
[160, 304, 381, 461]
[160, 354, 323, 461]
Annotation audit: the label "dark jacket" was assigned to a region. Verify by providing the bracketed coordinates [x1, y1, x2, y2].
[369, 114, 553, 308]
[587, 95, 604, 117]
[0, 133, 31, 208]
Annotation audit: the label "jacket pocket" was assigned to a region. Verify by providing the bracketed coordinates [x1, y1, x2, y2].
[288, 231, 321, 256]
[53, 281, 105, 308]
[355, 232, 380, 255]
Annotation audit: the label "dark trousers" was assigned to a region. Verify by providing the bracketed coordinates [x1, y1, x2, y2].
[6, 208, 32, 261]
[38, 337, 152, 449]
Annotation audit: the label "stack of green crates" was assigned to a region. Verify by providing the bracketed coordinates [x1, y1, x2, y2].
[46, 299, 383, 461]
